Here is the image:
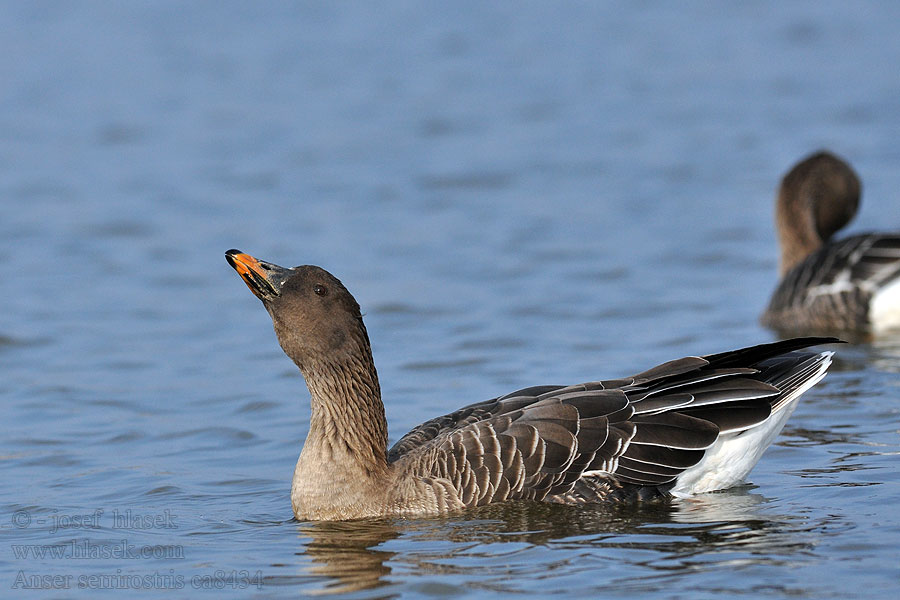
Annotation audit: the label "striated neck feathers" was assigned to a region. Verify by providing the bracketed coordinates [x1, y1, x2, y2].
[292, 318, 389, 477]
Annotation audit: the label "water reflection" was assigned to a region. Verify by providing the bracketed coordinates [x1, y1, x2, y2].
[784, 330, 900, 375]
[295, 519, 400, 594]
[866, 335, 900, 373]
[292, 490, 826, 595]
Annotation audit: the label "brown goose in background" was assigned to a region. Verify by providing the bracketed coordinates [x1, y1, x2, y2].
[226, 249, 838, 521]
[762, 150, 900, 335]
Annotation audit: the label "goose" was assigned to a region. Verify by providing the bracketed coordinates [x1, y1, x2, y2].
[761, 150, 900, 334]
[226, 249, 837, 521]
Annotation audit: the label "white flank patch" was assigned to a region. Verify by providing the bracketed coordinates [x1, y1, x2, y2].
[870, 278, 900, 334]
[669, 351, 833, 497]
[806, 270, 856, 299]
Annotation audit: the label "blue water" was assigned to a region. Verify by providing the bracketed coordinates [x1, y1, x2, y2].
[3, 1, 900, 597]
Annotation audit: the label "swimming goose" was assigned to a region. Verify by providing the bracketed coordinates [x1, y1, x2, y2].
[226, 249, 837, 521]
[762, 150, 900, 334]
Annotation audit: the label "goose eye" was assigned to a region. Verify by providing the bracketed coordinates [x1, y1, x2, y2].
[314, 284, 328, 297]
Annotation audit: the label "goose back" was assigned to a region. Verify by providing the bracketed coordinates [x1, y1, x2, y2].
[387, 337, 837, 510]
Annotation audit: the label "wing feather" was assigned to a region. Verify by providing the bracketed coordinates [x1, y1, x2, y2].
[390, 337, 838, 508]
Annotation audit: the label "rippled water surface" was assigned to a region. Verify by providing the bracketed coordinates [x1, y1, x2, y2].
[3, 2, 900, 597]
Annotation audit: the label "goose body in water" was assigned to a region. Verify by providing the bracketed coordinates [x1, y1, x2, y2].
[226, 250, 837, 521]
[761, 150, 900, 335]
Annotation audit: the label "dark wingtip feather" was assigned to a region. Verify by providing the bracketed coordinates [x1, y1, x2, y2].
[702, 336, 843, 368]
